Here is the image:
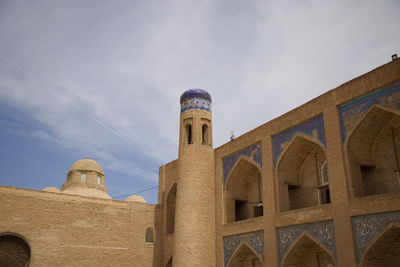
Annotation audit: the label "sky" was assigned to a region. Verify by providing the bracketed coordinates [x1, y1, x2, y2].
[0, 0, 399, 204]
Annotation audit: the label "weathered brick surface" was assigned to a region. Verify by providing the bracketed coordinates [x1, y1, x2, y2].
[0, 186, 156, 267]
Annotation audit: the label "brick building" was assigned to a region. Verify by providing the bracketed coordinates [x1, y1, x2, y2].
[1, 59, 400, 266]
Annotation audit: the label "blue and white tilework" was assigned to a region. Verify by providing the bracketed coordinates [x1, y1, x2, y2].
[272, 115, 326, 171]
[180, 97, 212, 113]
[222, 142, 262, 187]
[277, 220, 336, 265]
[223, 230, 264, 266]
[352, 211, 400, 263]
[180, 88, 212, 113]
[339, 82, 400, 143]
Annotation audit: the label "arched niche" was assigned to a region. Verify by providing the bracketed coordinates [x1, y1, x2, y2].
[276, 133, 330, 212]
[227, 242, 263, 267]
[0, 232, 31, 267]
[361, 223, 400, 266]
[346, 105, 400, 198]
[225, 157, 263, 223]
[166, 184, 177, 234]
[165, 257, 172, 267]
[282, 233, 335, 267]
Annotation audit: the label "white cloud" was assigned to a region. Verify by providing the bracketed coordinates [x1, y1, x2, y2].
[0, 0, 399, 193]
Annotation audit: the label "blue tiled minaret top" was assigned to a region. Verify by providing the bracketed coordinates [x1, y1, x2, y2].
[180, 89, 212, 113]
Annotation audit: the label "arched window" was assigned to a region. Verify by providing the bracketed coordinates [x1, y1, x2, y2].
[166, 184, 177, 234]
[186, 124, 192, 144]
[202, 124, 209, 145]
[225, 158, 263, 223]
[145, 227, 154, 243]
[276, 134, 330, 212]
[97, 175, 101, 184]
[318, 161, 330, 205]
[321, 161, 329, 186]
[0, 233, 31, 267]
[80, 173, 87, 182]
[346, 105, 400, 198]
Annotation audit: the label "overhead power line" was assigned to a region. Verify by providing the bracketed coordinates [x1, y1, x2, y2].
[0, 56, 137, 150]
[112, 185, 158, 199]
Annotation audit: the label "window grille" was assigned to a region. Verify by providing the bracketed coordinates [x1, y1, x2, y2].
[321, 161, 329, 185]
[145, 228, 154, 243]
[80, 173, 87, 182]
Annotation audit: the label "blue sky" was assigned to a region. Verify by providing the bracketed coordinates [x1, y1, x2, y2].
[0, 0, 399, 204]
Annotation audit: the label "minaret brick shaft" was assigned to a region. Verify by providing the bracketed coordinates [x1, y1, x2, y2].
[173, 89, 216, 266]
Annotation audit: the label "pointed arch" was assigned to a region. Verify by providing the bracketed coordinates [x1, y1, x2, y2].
[165, 257, 172, 267]
[282, 232, 335, 267]
[227, 241, 264, 267]
[225, 156, 262, 187]
[360, 222, 400, 266]
[225, 156, 263, 223]
[166, 183, 177, 234]
[276, 133, 329, 212]
[345, 105, 400, 198]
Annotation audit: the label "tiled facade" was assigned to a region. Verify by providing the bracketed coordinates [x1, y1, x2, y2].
[223, 231, 264, 266]
[222, 142, 262, 186]
[277, 220, 336, 264]
[1, 60, 400, 266]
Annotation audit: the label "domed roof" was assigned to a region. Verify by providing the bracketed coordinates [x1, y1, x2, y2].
[42, 187, 60, 193]
[68, 158, 104, 174]
[125, 195, 147, 203]
[180, 89, 212, 104]
[61, 187, 111, 199]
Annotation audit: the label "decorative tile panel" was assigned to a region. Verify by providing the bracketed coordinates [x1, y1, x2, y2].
[352, 211, 400, 263]
[223, 235, 241, 267]
[338, 82, 400, 142]
[222, 142, 262, 187]
[223, 230, 264, 266]
[180, 97, 212, 113]
[272, 115, 326, 170]
[277, 220, 336, 265]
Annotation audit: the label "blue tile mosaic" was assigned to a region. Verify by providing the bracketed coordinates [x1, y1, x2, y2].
[180, 88, 212, 103]
[277, 220, 336, 265]
[223, 230, 264, 266]
[222, 142, 262, 187]
[351, 211, 400, 263]
[338, 82, 400, 143]
[272, 115, 326, 170]
[180, 89, 212, 113]
[223, 235, 241, 267]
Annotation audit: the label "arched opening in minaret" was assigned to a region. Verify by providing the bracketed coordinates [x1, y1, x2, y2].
[225, 157, 263, 223]
[202, 124, 209, 145]
[0, 233, 31, 267]
[361, 223, 400, 266]
[165, 257, 172, 267]
[276, 133, 329, 212]
[166, 184, 176, 234]
[186, 124, 192, 144]
[346, 105, 400, 198]
[227, 242, 263, 267]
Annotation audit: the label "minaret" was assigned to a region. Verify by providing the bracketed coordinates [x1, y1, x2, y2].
[173, 89, 215, 266]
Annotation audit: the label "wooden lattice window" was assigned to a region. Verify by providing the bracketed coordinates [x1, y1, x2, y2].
[321, 161, 329, 186]
[145, 227, 154, 243]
